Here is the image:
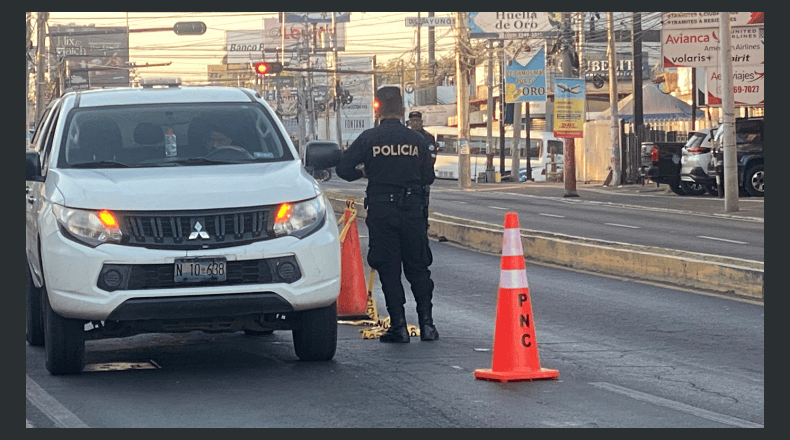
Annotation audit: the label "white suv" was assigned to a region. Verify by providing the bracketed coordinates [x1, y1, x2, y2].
[25, 80, 342, 374]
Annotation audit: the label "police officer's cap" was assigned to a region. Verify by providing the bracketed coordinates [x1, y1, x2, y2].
[408, 111, 422, 119]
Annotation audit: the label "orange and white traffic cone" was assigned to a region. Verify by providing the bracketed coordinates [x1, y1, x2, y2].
[336, 200, 369, 319]
[474, 212, 559, 382]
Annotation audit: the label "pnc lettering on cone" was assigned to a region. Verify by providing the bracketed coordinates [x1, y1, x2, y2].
[474, 212, 559, 382]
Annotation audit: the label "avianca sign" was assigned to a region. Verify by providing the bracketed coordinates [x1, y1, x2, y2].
[662, 27, 764, 67]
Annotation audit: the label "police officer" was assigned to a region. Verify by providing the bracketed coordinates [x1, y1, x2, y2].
[407, 111, 437, 227]
[335, 87, 439, 343]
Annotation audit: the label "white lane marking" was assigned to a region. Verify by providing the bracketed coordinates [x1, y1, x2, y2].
[698, 235, 748, 245]
[26, 375, 89, 428]
[487, 206, 509, 210]
[589, 382, 762, 428]
[604, 223, 640, 229]
[539, 213, 565, 218]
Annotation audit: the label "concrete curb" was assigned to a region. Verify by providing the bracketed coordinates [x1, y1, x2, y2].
[325, 192, 764, 303]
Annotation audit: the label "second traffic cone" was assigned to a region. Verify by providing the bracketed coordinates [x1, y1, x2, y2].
[474, 212, 559, 383]
[337, 200, 369, 319]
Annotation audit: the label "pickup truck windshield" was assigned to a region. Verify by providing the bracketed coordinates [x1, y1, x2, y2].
[58, 103, 293, 168]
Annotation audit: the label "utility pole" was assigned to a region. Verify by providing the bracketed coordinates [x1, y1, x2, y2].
[35, 12, 49, 123]
[561, 13, 579, 197]
[26, 13, 32, 133]
[428, 12, 436, 82]
[455, 12, 471, 189]
[607, 12, 621, 186]
[332, 13, 342, 146]
[511, 101, 522, 182]
[499, 44, 506, 177]
[486, 39, 495, 178]
[631, 11, 644, 184]
[415, 12, 421, 106]
[719, 12, 739, 212]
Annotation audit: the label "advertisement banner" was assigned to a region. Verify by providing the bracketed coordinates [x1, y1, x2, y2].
[226, 21, 346, 64]
[50, 25, 129, 87]
[662, 26, 764, 68]
[662, 12, 764, 30]
[335, 56, 375, 145]
[504, 47, 546, 103]
[467, 12, 560, 38]
[705, 66, 764, 106]
[552, 78, 585, 138]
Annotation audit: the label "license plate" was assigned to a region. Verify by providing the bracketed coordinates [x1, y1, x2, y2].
[174, 257, 227, 283]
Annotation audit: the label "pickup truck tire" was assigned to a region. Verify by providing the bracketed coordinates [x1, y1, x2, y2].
[26, 261, 44, 346]
[744, 164, 764, 197]
[668, 178, 686, 196]
[292, 302, 337, 362]
[43, 286, 86, 375]
[680, 181, 706, 196]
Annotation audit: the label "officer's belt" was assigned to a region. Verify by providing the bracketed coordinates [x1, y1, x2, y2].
[365, 186, 424, 206]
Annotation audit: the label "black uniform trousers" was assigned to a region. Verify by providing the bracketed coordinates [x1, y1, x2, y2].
[365, 196, 434, 316]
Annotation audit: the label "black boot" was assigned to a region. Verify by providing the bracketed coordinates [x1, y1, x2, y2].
[417, 307, 439, 341]
[380, 309, 410, 343]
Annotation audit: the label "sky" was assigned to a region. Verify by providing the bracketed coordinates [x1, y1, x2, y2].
[43, 12, 458, 84]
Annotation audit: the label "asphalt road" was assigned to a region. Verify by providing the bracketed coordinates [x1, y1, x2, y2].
[319, 175, 765, 263]
[26, 219, 764, 428]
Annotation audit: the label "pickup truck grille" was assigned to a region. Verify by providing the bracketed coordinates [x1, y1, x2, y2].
[117, 206, 272, 250]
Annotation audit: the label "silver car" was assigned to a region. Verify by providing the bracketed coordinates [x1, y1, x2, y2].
[679, 128, 716, 195]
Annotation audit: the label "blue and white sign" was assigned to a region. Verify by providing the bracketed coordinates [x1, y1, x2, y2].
[505, 47, 546, 103]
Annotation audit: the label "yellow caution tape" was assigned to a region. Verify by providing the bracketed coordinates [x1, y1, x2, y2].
[337, 199, 357, 244]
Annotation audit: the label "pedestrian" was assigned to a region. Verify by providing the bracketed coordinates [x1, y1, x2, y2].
[408, 110, 437, 227]
[335, 87, 439, 343]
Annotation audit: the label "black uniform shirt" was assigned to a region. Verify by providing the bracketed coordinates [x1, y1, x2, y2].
[416, 128, 437, 167]
[336, 118, 435, 192]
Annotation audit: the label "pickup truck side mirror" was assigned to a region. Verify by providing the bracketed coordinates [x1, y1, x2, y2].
[304, 141, 341, 170]
[26, 150, 45, 182]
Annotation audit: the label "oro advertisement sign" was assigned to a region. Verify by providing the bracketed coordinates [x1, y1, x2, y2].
[504, 47, 546, 103]
[552, 78, 585, 138]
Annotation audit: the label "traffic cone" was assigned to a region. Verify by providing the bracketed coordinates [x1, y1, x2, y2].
[474, 212, 559, 382]
[337, 200, 369, 319]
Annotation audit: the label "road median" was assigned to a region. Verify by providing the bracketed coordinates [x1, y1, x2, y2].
[325, 191, 764, 303]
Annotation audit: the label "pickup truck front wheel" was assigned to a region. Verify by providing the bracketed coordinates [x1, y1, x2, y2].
[744, 164, 764, 197]
[43, 286, 86, 375]
[292, 302, 337, 362]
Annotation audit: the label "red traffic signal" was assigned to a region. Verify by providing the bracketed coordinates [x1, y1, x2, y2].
[253, 61, 283, 75]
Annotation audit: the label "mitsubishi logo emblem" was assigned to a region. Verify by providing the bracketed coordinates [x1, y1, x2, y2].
[188, 221, 210, 240]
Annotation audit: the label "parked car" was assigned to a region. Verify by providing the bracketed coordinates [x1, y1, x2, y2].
[639, 141, 688, 195]
[679, 128, 716, 196]
[710, 117, 764, 197]
[26, 79, 343, 375]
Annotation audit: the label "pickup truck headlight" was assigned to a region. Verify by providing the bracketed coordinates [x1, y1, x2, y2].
[52, 205, 123, 247]
[273, 195, 327, 238]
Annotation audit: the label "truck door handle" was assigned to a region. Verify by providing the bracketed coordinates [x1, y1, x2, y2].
[27, 196, 35, 205]
[26, 186, 31, 194]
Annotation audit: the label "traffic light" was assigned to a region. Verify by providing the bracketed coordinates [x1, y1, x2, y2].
[253, 61, 283, 75]
[172, 21, 207, 35]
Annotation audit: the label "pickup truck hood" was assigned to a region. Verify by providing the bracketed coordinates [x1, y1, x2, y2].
[49, 161, 320, 211]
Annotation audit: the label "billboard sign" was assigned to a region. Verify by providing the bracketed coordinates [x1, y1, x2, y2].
[467, 12, 560, 38]
[662, 12, 764, 30]
[552, 78, 585, 138]
[335, 56, 375, 145]
[50, 25, 129, 87]
[504, 47, 546, 103]
[226, 21, 346, 63]
[705, 66, 764, 106]
[282, 12, 350, 23]
[662, 26, 764, 67]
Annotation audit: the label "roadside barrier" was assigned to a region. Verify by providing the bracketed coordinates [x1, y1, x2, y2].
[475, 212, 559, 383]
